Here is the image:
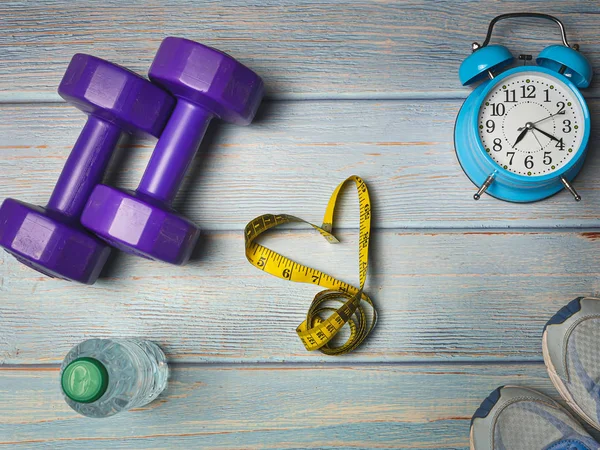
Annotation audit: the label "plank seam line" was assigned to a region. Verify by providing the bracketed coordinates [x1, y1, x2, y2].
[0, 360, 545, 370]
[0, 92, 598, 104]
[171, 226, 600, 234]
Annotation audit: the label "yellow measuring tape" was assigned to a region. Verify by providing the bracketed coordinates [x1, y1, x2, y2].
[244, 176, 377, 355]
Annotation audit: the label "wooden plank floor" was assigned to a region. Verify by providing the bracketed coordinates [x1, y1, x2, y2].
[1, 1, 599, 448]
[0, 363, 558, 448]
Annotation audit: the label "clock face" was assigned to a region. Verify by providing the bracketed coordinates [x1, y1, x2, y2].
[478, 71, 585, 177]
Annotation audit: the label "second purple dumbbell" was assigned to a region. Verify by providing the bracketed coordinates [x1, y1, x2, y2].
[81, 37, 264, 265]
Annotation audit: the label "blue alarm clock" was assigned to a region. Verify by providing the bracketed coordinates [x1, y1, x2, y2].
[455, 13, 593, 202]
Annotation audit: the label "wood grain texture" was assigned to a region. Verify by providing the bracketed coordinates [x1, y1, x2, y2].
[0, 363, 557, 449]
[2, 229, 600, 364]
[1, 100, 599, 230]
[0, 0, 599, 101]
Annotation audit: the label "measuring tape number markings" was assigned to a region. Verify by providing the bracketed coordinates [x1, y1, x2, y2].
[244, 176, 377, 355]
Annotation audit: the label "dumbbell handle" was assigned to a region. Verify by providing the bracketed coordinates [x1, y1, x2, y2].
[137, 99, 212, 205]
[47, 117, 121, 218]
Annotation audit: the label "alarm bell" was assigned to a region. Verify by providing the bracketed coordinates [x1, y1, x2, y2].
[537, 45, 592, 88]
[458, 13, 593, 89]
[459, 45, 514, 86]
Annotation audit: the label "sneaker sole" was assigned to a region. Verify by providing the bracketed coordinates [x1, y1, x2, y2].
[542, 298, 600, 431]
[470, 386, 502, 449]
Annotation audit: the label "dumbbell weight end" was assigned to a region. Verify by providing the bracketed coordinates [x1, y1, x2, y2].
[47, 117, 121, 218]
[137, 100, 212, 205]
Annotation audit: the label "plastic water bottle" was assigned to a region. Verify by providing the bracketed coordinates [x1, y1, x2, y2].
[60, 338, 169, 418]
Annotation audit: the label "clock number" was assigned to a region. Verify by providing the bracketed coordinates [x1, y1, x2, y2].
[544, 89, 551, 102]
[491, 103, 505, 116]
[543, 152, 552, 165]
[485, 120, 495, 133]
[504, 89, 516, 103]
[520, 85, 536, 99]
[493, 138, 502, 151]
[562, 119, 572, 133]
[506, 151, 515, 165]
[525, 155, 534, 169]
[555, 138, 565, 151]
[557, 102, 566, 115]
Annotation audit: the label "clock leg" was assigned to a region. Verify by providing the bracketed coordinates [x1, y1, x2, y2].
[560, 177, 581, 201]
[473, 174, 496, 200]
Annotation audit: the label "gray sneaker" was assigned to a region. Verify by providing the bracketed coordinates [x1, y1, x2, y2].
[470, 386, 598, 449]
[544, 297, 600, 431]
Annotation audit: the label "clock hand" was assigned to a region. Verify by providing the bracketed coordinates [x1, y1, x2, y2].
[531, 125, 559, 142]
[513, 128, 529, 148]
[518, 113, 559, 131]
[531, 130, 544, 150]
[513, 127, 529, 148]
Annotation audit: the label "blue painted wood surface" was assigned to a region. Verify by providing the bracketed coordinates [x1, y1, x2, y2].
[0, 363, 561, 448]
[0, 1, 599, 448]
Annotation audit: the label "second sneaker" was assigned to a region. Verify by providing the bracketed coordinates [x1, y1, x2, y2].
[544, 297, 600, 431]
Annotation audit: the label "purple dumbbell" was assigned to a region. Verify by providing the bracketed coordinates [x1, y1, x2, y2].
[81, 38, 264, 265]
[0, 55, 174, 284]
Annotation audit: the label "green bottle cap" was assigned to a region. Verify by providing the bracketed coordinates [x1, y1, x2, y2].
[61, 357, 109, 403]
